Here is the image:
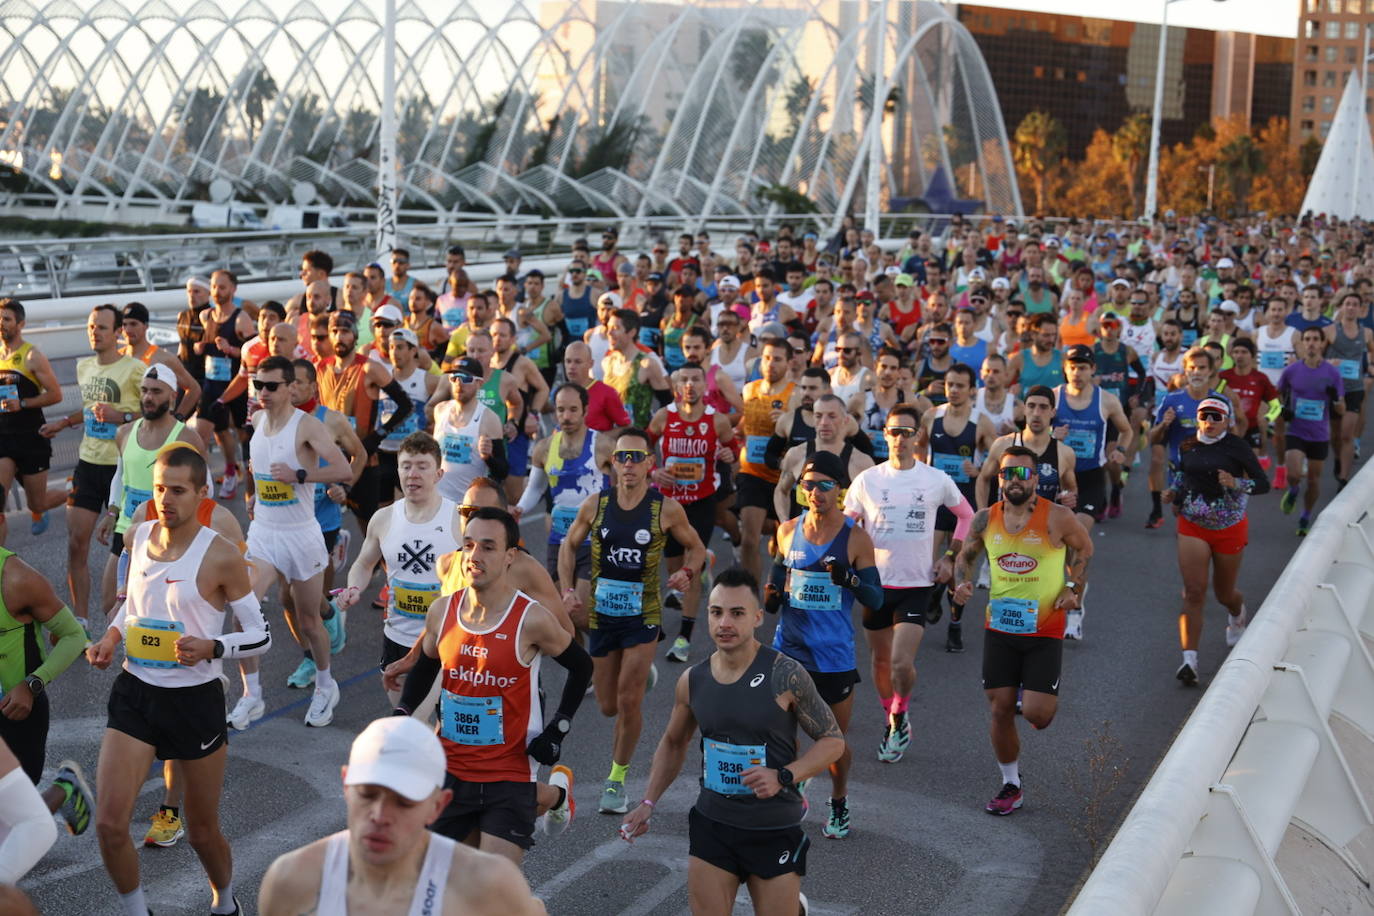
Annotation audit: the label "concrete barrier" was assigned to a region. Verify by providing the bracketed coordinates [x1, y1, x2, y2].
[1067, 461, 1374, 915]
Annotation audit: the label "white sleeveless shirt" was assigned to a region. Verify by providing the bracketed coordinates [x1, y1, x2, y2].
[381, 497, 460, 646]
[248, 408, 314, 527]
[317, 829, 455, 916]
[434, 400, 489, 502]
[123, 522, 226, 688]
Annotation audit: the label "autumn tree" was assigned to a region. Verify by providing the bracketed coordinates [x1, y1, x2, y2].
[1059, 128, 1131, 217]
[1249, 118, 1305, 214]
[1013, 110, 1066, 214]
[1111, 111, 1151, 214]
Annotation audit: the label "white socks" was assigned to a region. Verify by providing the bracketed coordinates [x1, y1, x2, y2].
[315, 668, 335, 691]
[998, 760, 1020, 788]
[1182, 649, 1199, 667]
[210, 880, 237, 914]
[119, 886, 149, 916]
[241, 671, 261, 699]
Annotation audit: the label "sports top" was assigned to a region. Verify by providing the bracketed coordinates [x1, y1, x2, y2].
[984, 498, 1067, 639]
[382, 497, 459, 647]
[316, 829, 455, 916]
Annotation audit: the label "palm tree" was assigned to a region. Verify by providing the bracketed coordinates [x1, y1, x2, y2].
[1012, 110, 1065, 213]
[1218, 133, 1262, 213]
[1111, 112, 1151, 214]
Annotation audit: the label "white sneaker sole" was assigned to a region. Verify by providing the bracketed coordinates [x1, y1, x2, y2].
[305, 688, 340, 727]
[227, 699, 265, 731]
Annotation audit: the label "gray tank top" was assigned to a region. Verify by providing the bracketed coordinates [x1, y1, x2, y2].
[689, 645, 802, 830]
[1327, 322, 1367, 393]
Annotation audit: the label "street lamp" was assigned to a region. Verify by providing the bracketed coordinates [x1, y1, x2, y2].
[1142, 0, 1227, 220]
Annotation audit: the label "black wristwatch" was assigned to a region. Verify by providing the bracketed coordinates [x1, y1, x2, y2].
[777, 766, 795, 788]
[212, 639, 225, 659]
[295, 467, 308, 484]
[23, 674, 43, 696]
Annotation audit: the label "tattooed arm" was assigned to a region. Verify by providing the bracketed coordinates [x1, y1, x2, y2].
[951, 508, 989, 606]
[768, 652, 846, 785]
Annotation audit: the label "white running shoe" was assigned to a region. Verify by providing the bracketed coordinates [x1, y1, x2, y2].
[543, 764, 575, 837]
[226, 694, 265, 731]
[1063, 609, 1084, 640]
[305, 680, 341, 727]
[217, 468, 239, 500]
[1225, 606, 1248, 648]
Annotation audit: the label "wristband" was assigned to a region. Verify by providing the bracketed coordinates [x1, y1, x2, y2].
[641, 798, 655, 808]
[682, 567, 694, 581]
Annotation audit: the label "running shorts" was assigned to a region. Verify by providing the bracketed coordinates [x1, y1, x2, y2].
[734, 471, 778, 519]
[1075, 467, 1107, 519]
[432, 773, 537, 850]
[666, 495, 716, 559]
[806, 668, 860, 706]
[981, 629, 1063, 696]
[106, 670, 228, 761]
[688, 806, 809, 880]
[586, 618, 660, 657]
[0, 436, 50, 479]
[1284, 434, 1329, 462]
[862, 586, 935, 630]
[1177, 515, 1248, 555]
[548, 539, 591, 583]
[246, 520, 328, 583]
[68, 459, 116, 514]
[1345, 390, 1365, 413]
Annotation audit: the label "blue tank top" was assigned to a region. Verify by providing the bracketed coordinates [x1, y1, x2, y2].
[773, 512, 856, 674]
[561, 288, 595, 340]
[1019, 349, 1065, 391]
[545, 431, 606, 546]
[313, 405, 343, 532]
[949, 338, 988, 378]
[928, 407, 978, 492]
[1055, 384, 1107, 470]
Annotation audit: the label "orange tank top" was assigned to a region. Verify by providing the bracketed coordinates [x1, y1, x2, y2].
[436, 588, 541, 783]
[1059, 313, 1094, 349]
[318, 353, 375, 436]
[739, 379, 793, 483]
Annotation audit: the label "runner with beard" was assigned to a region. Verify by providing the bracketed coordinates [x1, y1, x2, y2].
[953, 446, 1093, 816]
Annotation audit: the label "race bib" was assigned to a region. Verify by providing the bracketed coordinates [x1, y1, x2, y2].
[668, 456, 705, 483]
[391, 579, 439, 619]
[126, 617, 185, 669]
[381, 399, 421, 441]
[1259, 350, 1286, 370]
[439, 691, 504, 746]
[931, 451, 968, 482]
[254, 473, 298, 506]
[443, 433, 474, 464]
[989, 597, 1040, 635]
[566, 317, 589, 338]
[745, 435, 769, 465]
[788, 568, 840, 610]
[1340, 359, 1362, 381]
[122, 486, 152, 521]
[871, 436, 889, 461]
[1295, 397, 1325, 421]
[205, 355, 232, 381]
[702, 740, 767, 796]
[1064, 427, 1096, 460]
[1181, 329, 1199, 346]
[441, 306, 466, 328]
[0, 384, 16, 402]
[551, 504, 580, 538]
[594, 578, 644, 617]
[84, 407, 116, 440]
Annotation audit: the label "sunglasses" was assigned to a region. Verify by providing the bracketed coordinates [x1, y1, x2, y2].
[372, 320, 397, 329]
[251, 379, 284, 392]
[569, 268, 584, 274]
[1198, 410, 1227, 422]
[613, 449, 650, 464]
[836, 346, 857, 354]
[999, 466, 1034, 481]
[927, 337, 949, 345]
[391, 259, 408, 265]
[449, 372, 478, 384]
[799, 479, 838, 492]
[884, 426, 918, 438]
[458, 504, 479, 519]
[970, 297, 987, 305]
[312, 334, 328, 341]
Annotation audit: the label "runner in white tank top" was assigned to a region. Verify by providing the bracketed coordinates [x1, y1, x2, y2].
[972, 387, 1018, 437]
[1256, 322, 1298, 385]
[709, 336, 750, 390]
[434, 397, 494, 502]
[316, 828, 457, 915]
[1150, 347, 1186, 390]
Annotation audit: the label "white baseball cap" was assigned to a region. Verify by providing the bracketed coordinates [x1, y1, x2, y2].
[373, 304, 404, 324]
[344, 717, 446, 802]
[1216, 257, 1235, 269]
[142, 363, 177, 391]
[1109, 278, 1132, 289]
[1218, 299, 1240, 314]
[991, 277, 1011, 290]
[884, 265, 901, 277]
[718, 275, 741, 291]
[597, 291, 622, 309]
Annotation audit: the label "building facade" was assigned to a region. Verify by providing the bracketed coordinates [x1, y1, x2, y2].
[957, 6, 1293, 159]
[1290, 0, 1374, 143]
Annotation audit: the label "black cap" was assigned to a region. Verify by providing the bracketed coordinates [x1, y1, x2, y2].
[452, 357, 484, 377]
[647, 271, 664, 282]
[801, 450, 850, 487]
[122, 302, 150, 325]
[1064, 344, 1095, 364]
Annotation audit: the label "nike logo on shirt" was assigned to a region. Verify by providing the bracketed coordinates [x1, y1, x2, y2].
[200, 734, 221, 751]
[165, 578, 185, 584]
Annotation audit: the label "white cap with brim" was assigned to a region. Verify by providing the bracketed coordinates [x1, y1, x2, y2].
[598, 291, 622, 309]
[344, 717, 446, 802]
[1197, 396, 1232, 418]
[142, 363, 177, 391]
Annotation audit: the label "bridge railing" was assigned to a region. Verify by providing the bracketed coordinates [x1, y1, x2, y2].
[1067, 461, 1374, 915]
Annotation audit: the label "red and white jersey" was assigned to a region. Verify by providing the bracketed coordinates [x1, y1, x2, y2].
[658, 404, 718, 504]
[436, 588, 542, 783]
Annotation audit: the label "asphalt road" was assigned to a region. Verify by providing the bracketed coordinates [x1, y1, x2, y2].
[13, 356, 1329, 915]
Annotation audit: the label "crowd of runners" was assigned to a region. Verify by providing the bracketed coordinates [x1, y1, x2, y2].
[0, 212, 1359, 914]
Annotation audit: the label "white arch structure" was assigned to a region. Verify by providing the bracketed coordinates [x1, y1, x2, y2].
[0, 0, 1022, 219]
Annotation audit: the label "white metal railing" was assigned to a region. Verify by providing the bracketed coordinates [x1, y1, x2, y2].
[1068, 462, 1374, 915]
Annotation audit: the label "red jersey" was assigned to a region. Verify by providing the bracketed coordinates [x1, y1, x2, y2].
[436, 589, 540, 783]
[1220, 368, 1277, 427]
[658, 404, 719, 504]
[586, 379, 631, 432]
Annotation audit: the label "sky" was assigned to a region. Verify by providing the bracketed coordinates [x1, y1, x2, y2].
[952, 0, 1296, 38]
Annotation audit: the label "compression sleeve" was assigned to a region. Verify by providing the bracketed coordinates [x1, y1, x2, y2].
[0, 767, 58, 884]
[31, 607, 86, 685]
[547, 639, 593, 722]
[949, 495, 975, 542]
[218, 593, 271, 659]
[486, 438, 509, 481]
[397, 650, 442, 715]
[516, 467, 548, 517]
[107, 459, 124, 509]
[116, 548, 130, 593]
[654, 385, 673, 408]
[852, 565, 883, 610]
[378, 378, 414, 434]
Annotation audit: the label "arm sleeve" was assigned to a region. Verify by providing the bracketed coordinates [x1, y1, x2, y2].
[851, 564, 883, 610]
[219, 593, 271, 659]
[107, 459, 124, 508]
[397, 650, 442, 714]
[515, 467, 548, 516]
[546, 639, 593, 722]
[378, 378, 413, 434]
[31, 607, 87, 684]
[0, 767, 58, 884]
[654, 386, 673, 408]
[486, 438, 509, 481]
[948, 493, 975, 542]
[764, 434, 788, 466]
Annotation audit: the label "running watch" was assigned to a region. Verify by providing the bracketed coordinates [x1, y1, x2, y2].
[777, 767, 795, 788]
[23, 674, 43, 696]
